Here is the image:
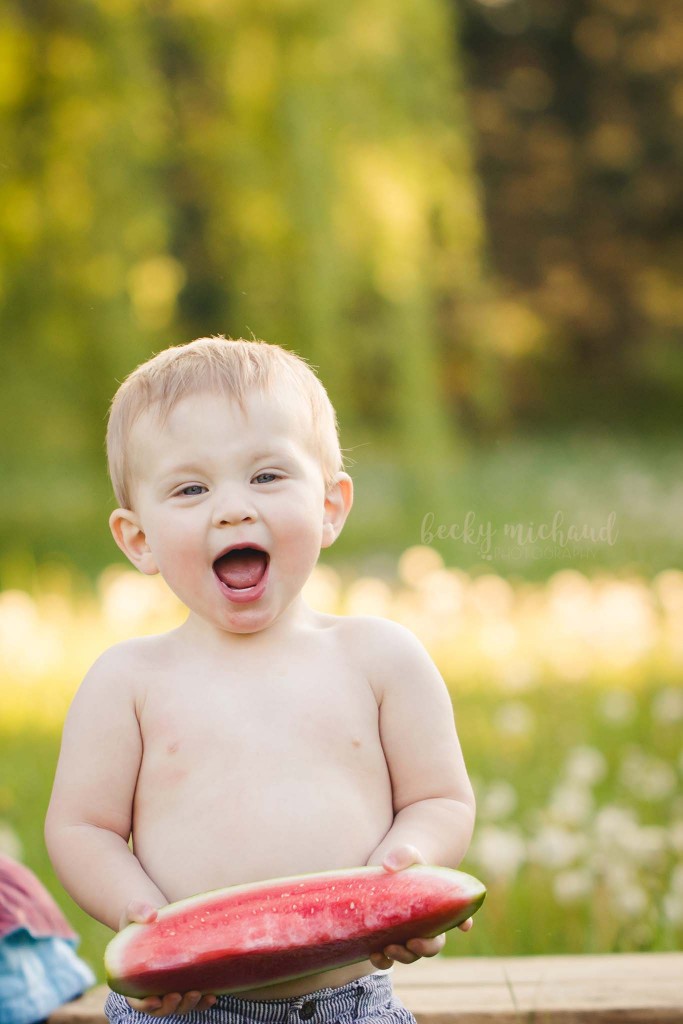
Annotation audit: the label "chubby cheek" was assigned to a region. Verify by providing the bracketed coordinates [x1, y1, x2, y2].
[148, 523, 204, 589]
[277, 513, 325, 572]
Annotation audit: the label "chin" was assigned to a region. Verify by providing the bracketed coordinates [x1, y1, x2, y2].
[218, 607, 281, 636]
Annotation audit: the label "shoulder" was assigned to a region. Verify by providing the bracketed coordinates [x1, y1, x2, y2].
[316, 612, 420, 654]
[71, 633, 174, 707]
[336, 614, 422, 649]
[327, 615, 440, 702]
[83, 635, 158, 678]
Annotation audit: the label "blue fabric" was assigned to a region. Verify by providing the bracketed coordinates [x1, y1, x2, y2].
[0, 930, 95, 1024]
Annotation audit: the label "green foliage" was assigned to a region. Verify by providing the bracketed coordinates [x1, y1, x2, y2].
[2, 0, 682, 576]
[459, 0, 683, 426]
[1, 0, 492, 574]
[341, 429, 683, 580]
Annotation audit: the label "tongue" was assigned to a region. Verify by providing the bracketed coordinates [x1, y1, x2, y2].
[215, 549, 268, 590]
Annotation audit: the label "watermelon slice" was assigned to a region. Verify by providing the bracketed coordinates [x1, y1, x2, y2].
[105, 865, 485, 997]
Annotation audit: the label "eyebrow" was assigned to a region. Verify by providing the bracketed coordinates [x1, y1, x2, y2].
[248, 448, 297, 464]
[157, 464, 203, 481]
[157, 449, 297, 480]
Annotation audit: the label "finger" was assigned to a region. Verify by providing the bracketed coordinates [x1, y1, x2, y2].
[369, 951, 395, 970]
[176, 992, 203, 1014]
[197, 995, 218, 1011]
[406, 935, 444, 958]
[384, 944, 419, 964]
[458, 917, 474, 932]
[127, 997, 162, 1014]
[157, 994, 183, 1017]
[383, 845, 425, 872]
[124, 901, 159, 927]
[127, 994, 177, 1018]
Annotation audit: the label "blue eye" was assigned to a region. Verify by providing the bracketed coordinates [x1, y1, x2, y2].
[179, 485, 206, 496]
[253, 473, 278, 484]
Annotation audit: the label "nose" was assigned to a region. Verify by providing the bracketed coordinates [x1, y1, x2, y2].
[211, 486, 257, 527]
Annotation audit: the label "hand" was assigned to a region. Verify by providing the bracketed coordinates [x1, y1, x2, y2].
[125, 991, 219, 1017]
[368, 845, 474, 970]
[119, 900, 218, 1017]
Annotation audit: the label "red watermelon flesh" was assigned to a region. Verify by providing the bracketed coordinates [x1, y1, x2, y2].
[105, 865, 485, 998]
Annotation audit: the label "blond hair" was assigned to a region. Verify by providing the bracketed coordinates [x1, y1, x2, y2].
[106, 336, 344, 509]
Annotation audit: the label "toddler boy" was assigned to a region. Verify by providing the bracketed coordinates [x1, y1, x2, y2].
[45, 337, 476, 1024]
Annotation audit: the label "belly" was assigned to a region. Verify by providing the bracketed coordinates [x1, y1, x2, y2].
[128, 691, 396, 999]
[131, 747, 394, 902]
[130, 756, 394, 998]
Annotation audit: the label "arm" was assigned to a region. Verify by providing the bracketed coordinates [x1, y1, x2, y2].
[365, 619, 475, 867]
[45, 644, 219, 1017]
[361, 619, 476, 965]
[44, 645, 166, 932]
[367, 798, 474, 871]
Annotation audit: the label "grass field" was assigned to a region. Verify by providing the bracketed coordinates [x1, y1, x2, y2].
[342, 429, 683, 580]
[3, 429, 683, 586]
[1, 552, 681, 982]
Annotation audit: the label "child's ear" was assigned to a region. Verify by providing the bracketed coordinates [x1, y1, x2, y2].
[109, 509, 159, 575]
[321, 473, 353, 549]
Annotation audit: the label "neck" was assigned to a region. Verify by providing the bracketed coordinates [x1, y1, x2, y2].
[179, 594, 315, 651]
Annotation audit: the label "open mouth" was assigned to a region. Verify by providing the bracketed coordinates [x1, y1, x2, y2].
[213, 546, 270, 592]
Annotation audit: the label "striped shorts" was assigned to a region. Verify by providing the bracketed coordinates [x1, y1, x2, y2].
[104, 972, 416, 1024]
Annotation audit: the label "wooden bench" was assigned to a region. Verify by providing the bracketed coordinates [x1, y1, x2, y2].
[49, 953, 683, 1024]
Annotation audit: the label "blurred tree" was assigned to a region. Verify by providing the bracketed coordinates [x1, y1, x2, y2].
[458, 0, 683, 429]
[0, 0, 490, 576]
[147, 0, 492, 487]
[0, 0, 180, 575]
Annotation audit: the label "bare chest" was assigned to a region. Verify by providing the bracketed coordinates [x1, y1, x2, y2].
[137, 660, 381, 789]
